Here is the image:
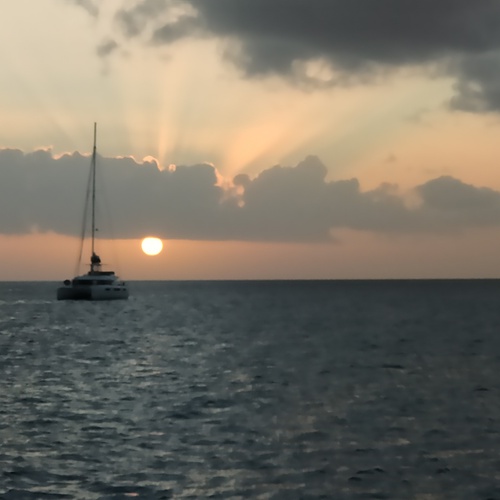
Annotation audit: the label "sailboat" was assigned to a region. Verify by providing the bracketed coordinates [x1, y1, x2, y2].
[57, 123, 129, 300]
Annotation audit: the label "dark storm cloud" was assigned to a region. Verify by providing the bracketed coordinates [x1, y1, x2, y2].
[112, 0, 500, 112]
[2, 149, 500, 242]
[185, 0, 500, 70]
[450, 53, 500, 112]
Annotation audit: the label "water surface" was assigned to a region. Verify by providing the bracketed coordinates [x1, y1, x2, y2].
[1, 280, 500, 499]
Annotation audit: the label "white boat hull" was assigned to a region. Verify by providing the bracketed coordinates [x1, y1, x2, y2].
[57, 270, 129, 300]
[57, 284, 129, 301]
[56, 124, 129, 301]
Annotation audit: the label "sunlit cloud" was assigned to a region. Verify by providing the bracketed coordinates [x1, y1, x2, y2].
[2, 148, 500, 243]
[3, 0, 500, 280]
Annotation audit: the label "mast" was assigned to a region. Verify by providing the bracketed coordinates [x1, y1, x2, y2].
[89, 122, 102, 273]
[91, 122, 97, 256]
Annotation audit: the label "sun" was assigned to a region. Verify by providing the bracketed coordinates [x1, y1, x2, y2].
[141, 237, 163, 256]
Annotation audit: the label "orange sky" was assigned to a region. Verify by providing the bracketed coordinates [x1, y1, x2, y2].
[1, 229, 499, 281]
[2, 1, 500, 280]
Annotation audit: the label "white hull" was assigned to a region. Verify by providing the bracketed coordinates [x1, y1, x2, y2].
[56, 124, 129, 301]
[57, 271, 129, 301]
[57, 284, 129, 301]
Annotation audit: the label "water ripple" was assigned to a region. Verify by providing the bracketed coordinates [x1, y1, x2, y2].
[1, 280, 500, 498]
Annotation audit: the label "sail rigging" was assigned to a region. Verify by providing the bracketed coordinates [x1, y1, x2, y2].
[57, 123, 128, 300]
[76, 122, 100, 274]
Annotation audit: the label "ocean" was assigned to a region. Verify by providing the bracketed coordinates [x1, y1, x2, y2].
[1, 280, 500, 499]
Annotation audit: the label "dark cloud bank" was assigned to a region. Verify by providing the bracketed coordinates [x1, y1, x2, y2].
[52, 2, 500, 242]
[1, 149, 500, 241]
[78, 0, 500, 113]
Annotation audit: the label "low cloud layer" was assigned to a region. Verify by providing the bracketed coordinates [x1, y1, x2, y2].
[68, 0, 500, 113]
[2, 149, 500, 242]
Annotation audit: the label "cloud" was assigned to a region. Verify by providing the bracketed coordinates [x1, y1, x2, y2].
[106, 0, 500, 112]
[2, 149, 500, 242]
[417, 176, 500, 211]
[66, 0, 99, 18]
[115, 0, 170, 38]
[97, 39, 119, 59]
[415, 176, 500, 229]
[450, 52, 500, 112]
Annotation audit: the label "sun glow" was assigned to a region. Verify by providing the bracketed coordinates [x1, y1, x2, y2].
[141, 237, 163, 256]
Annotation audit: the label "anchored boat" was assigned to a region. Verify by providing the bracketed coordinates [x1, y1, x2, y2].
[57, 123, 129, 300]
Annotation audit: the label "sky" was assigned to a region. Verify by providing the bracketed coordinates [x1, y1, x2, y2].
[2, 0, 500, 280]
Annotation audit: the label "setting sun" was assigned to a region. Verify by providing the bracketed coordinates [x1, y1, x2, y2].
[141, 237, 163, 256]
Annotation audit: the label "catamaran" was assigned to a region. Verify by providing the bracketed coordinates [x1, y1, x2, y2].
[57, 123, 129, 300]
